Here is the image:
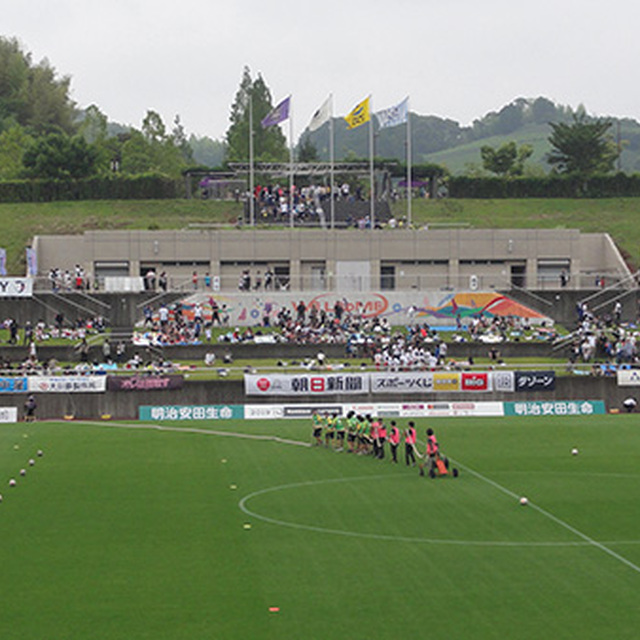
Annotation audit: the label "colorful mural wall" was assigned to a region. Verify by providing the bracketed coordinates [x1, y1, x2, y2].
[154, 291, 551, 327]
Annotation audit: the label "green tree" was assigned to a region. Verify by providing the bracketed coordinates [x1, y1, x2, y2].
[22, 131, 98, 178]
[547, 112, 619, 176]
[480, 141, 533, 176]
[225, 66, 288, 162]
[170, 115, 193, 163]
[188, 134, 224, 167]
[120, 111, 186, 177]
[79, 104, 108, 144]
[297, 135, 319, 162]
[0, 125, 33, 179]
[0, 37, 76, 134]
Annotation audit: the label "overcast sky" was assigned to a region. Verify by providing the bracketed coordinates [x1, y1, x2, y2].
[5, 0, 640, 142]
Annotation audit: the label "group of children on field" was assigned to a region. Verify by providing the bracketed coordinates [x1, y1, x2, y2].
[311, 411, 445, 477]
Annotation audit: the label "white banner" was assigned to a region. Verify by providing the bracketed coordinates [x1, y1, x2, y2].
[491, 370, 515, 392]
[245, 373, 369, 396]
[0, 407, 18, 422]
[104, 277, 144, 293]
[260, 401, 505, 418]
[245, 404, 285, 420]
[28, 376, 107, 393]
[399, 401, 504, 418]
[0, 277, 33, 297]
[370, 371, 434, 393]
[617, 369, 640, 386]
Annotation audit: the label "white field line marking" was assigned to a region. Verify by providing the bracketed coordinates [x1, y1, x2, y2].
[238, 475, 640, 548]
[455, 458, 640, 574]
[66, 420, 311, 447]
[237, 475, 588, 547]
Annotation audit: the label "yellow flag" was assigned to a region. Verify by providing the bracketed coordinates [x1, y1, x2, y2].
[344, 96, 371, 129]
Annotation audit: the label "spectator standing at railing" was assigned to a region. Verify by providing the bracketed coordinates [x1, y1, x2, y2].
[158, 271, 168, 292]
[63, 270, 72, 291]
[145, 269, 157, 291]
[264, 267, 274, 290]
[192, 271, 198, 290]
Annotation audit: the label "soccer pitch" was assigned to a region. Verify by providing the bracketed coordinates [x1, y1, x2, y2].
[1, 415, 639, 639]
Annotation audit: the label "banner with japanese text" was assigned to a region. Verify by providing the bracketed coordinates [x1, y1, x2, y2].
[504, 400, 605, 417]
[245, 373, 369, 396]
[28, 376, 107, 393]
[370, 372, 433, 393]
[139, 405, 244, 421]
[514, 370, 555, 392]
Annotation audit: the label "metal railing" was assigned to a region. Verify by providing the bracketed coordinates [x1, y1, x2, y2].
[27, 269, 634, 296]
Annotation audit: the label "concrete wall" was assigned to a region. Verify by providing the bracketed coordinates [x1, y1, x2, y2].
[33, 228, 632, 292]
[0, 340, 563, 365]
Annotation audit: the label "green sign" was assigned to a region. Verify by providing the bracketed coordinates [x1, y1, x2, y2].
[503, 400, 606, 417]
[139, 405, 244, 421]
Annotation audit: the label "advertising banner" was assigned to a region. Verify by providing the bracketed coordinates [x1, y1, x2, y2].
[0, 407, 18, 422]
[245, 373, 369, 396]
[0, 277, 33, 297]
[491, 370, 515, 393]
[461, 372, 491, 392]
[504, 400, 605, 417]
[28, 376, 107, 393]
[282, 405, 343, 418]
[400, 401, 504, 418]
[514, 370, 556, 392]
[245, 405, 286, 420]
[370, 372, 433, 394]
[0, 377, 28, 393]
[107, 375, 184, 391]
[139, 405, 244, 421]
[617, 369, 640, 386]
[432, 372, 461, 392]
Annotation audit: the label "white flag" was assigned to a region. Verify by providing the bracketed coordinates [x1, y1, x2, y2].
[376, 97, 409, 129]
[308, 96, 332, 132]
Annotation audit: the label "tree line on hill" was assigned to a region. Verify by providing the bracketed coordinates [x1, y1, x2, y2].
[0, 37, 637, 201]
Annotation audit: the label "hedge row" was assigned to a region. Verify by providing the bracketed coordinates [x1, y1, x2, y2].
[448, 174, 640, 198]
[0, 174, 183, 203]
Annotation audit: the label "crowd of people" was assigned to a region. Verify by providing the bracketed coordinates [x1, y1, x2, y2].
[568, 300, 638, 368]
[48, 265, 92, 292]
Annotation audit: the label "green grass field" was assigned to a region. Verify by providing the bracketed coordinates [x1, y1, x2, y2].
[1, 415, 639, 639]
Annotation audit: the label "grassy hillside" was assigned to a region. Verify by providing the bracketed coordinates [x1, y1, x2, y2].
[397, 197, 640, 270]
[1, 197, 639, 274]
[0, 199, 242, 274]
[421, 124, 552, 175]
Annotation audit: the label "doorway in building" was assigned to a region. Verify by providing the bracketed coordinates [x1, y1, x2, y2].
[510, 264, 526, 288]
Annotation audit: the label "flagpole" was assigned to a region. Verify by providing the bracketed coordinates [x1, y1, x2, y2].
[289, 95, 294, 229]
[329, 94, 335, 230]
[369, 95, 375, 230]
[249, 93, 255, 227]
[407, 96, 412, 228]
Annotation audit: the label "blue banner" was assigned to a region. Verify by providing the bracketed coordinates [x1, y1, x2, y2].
[0, 377, 28, 393]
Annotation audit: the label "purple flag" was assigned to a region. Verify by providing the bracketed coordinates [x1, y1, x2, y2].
[261, 96, 291, 128]
[25, 247, 37, 276]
